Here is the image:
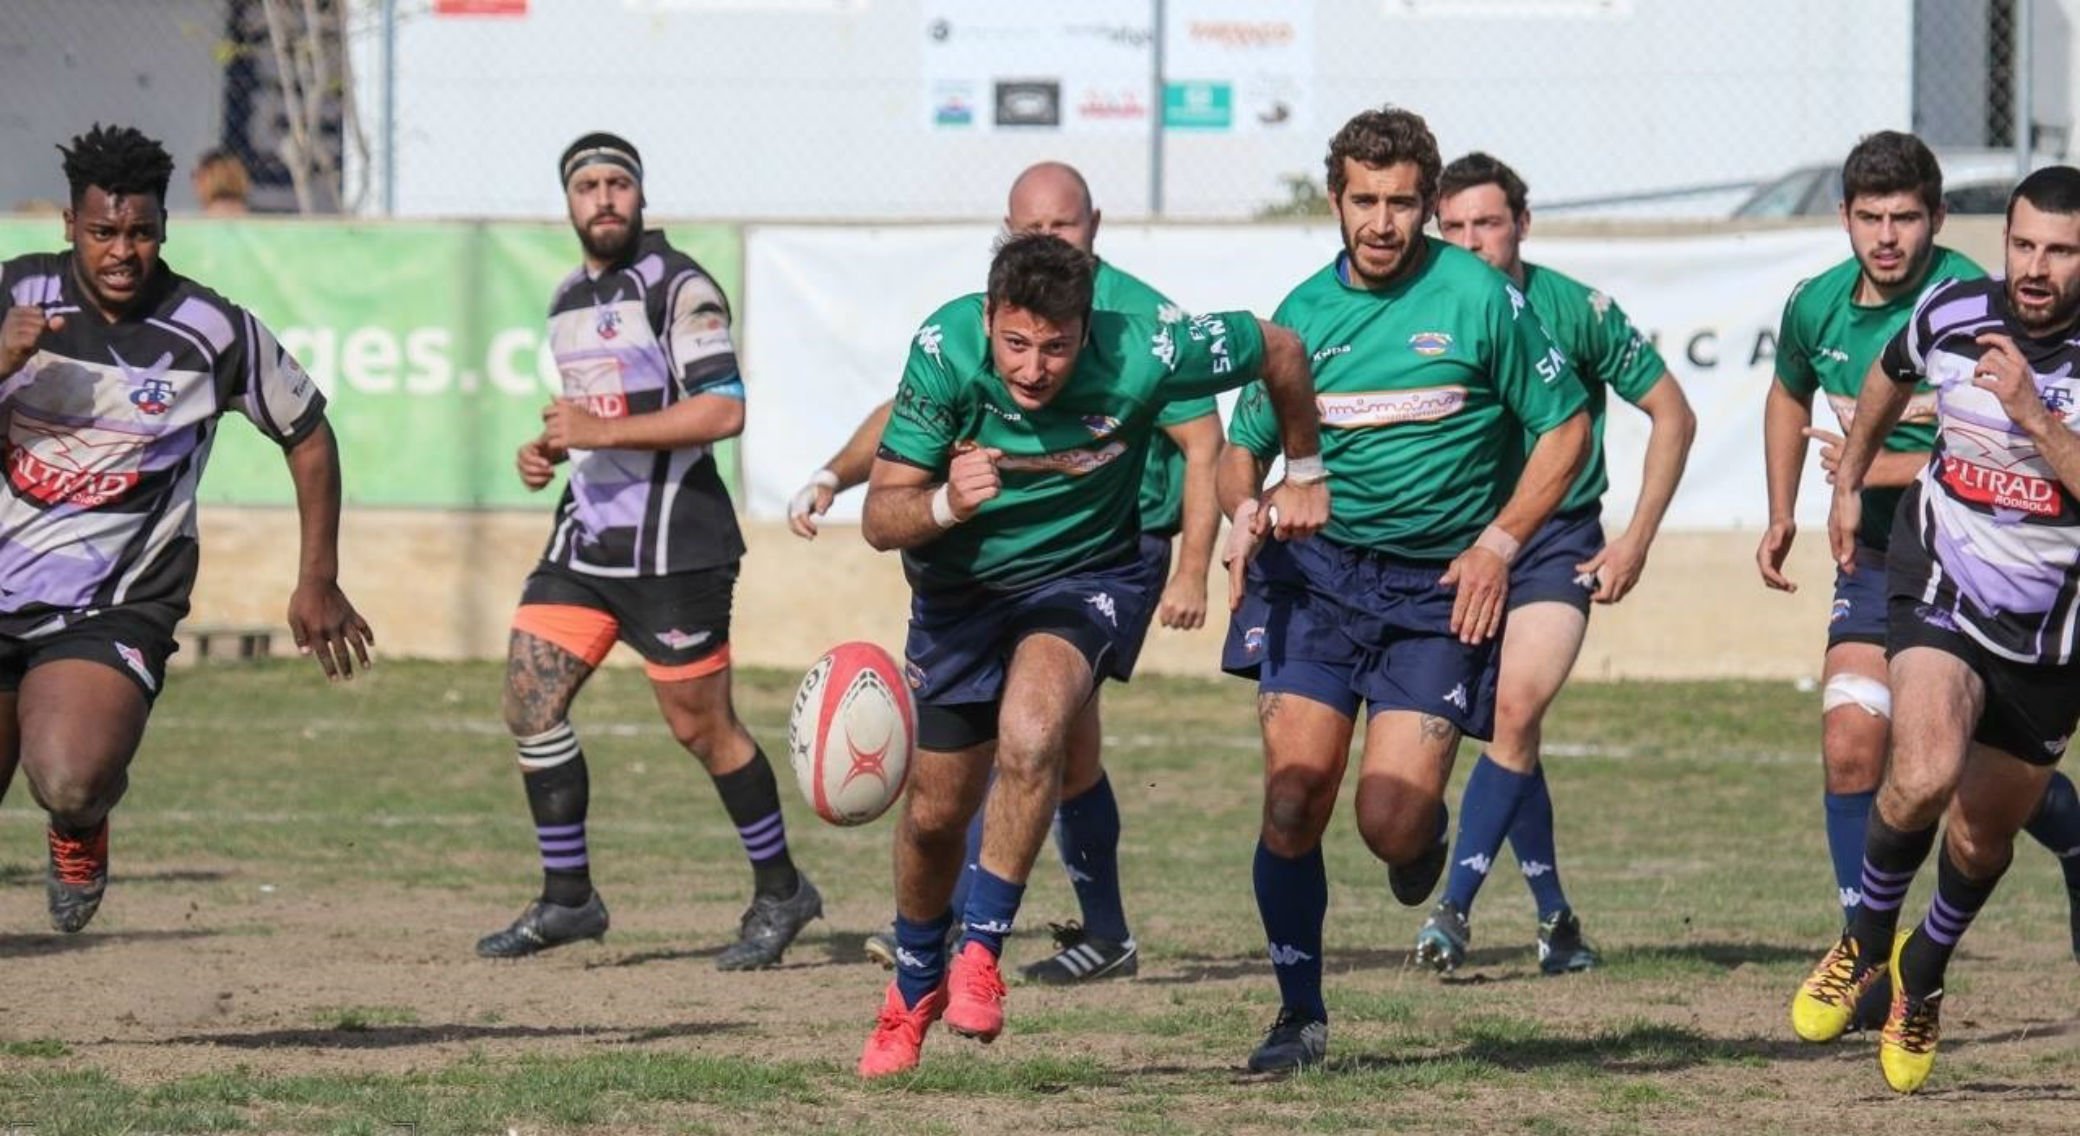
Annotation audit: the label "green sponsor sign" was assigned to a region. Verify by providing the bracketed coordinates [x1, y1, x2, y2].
[0, 218, 741, 507]
[1164, 81, 1233, 130]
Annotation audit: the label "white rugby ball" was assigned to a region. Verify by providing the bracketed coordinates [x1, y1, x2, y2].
[787, 641, 916, 826]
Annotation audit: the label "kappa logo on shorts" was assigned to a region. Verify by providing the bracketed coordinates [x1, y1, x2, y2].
[655, 628, 712, 651]
[112, 641, 157, 692]
[2045, 734, 2071, 759]
[1443, 683, 1468, 711]
[1830, 598, 1852, 624]
[1086, 592, 1118, 627]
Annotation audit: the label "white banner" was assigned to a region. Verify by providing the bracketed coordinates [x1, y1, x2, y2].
[741, 223, 1854, 531]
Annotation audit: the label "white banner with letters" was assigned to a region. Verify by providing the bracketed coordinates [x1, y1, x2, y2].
[741, 223, 1856, 532]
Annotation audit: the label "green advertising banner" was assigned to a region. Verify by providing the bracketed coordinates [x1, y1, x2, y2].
[0, 218, 741, 507]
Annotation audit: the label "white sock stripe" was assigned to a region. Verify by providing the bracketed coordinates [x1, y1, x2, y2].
[516, 723, 581, 770]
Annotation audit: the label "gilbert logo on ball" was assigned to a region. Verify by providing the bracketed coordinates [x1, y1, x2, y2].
[787, 641, 916, 826]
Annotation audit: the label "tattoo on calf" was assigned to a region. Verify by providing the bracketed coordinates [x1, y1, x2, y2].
[504, 631, 592, 735]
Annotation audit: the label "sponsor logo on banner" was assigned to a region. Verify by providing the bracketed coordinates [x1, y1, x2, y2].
[6, 416, 148, 508]
[932, 81, 976, 126]
[1074, 87, 1149, 124]
[995, 81, 1062, 128]
[1164, 81, 1232, 130]
[1408, 331, 1452, 357]
[1317, 387, 1468, 428]
[1941, 455, 2063, 515]
[1187, 20, 1296, 48]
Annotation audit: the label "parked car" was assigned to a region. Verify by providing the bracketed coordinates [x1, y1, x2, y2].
[1731, 149, 2061, 218]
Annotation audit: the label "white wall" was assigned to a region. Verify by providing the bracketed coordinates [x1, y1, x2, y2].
[353, 0, 1911, 220]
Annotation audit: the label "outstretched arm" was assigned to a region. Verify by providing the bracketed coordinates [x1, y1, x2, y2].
[282, 420, 374, 680]
[790, 400, 894, 539]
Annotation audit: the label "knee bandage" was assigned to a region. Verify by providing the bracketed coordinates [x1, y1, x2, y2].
[515, 721, 581, 770]
[1821, 674, 1892, 720]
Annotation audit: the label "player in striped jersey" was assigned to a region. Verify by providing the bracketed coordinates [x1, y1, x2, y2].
[1792, 166, 2080, 1092]
[0, 125, 371, 933]
[479, 133, 822, 969]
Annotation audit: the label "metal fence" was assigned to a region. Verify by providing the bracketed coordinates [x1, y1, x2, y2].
[0, 0, 2060, 221]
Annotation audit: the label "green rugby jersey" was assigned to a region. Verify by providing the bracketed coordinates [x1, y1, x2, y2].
[881, 295, 1264, 594]
[1520, 262, 1669, 514]
[1231, 238, 1587, 560]
[1095, 260, 1219, 536]
[1775, 246, 1982, 549]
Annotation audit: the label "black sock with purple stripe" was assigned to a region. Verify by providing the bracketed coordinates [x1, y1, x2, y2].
[1897, 842, 2008, 997]
[1848, 813, 1939, 973]
[517, 723, 592, 907]
[712, 747, 800, 898]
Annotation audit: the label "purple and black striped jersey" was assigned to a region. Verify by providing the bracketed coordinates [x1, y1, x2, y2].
[1881, 275, 2080, 664]
[0, 251, 325, 620]
[539, 231, 745, 577]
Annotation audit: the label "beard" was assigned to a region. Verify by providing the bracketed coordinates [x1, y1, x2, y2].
[577, 208, 641, 263]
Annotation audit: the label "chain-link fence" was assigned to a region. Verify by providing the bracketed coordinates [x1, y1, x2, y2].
[0, 1, 2062, 221]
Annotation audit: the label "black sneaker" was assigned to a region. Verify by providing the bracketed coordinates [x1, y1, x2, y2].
[716, 874, 823, 971]
[1387, 808, 1449, 907]
[1535, 909, 1600, 975]
[1246, 1007, 1327, 1073]
[1413, 899, 1471, 973]
[47, 822, 109, 934]
[476, 892, 610, 958]
[1017, 921, 1139, 985]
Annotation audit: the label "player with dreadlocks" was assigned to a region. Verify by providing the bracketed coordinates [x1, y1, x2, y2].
[0, 124, 373, 931]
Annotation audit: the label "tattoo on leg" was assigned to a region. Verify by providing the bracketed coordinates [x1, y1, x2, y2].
[504, 631, 591, 735]
[1257, 691, 1285, 726]
[1420, 714, 1455, 742]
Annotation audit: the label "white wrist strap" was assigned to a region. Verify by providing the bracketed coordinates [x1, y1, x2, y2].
[811, 467, 840, 491]
[1475, 524, 1521, 565]
[930, 483, 960, 529]
[1284, 453, 1327, 485]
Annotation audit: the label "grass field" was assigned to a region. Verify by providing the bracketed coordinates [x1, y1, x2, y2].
[0, 660, 2075, 1135]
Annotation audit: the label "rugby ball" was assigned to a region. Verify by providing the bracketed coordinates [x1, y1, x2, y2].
[787, 641, 916, 826]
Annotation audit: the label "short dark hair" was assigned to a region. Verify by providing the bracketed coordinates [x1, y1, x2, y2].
[986, 232, 1095, 328]
[1841, 131, 1943, 214]
[2008, 165, 2080, 225]
[1324, 106, 1440, 203]
[1438, 151, 1529, 217]
[59, 124, 175, 208]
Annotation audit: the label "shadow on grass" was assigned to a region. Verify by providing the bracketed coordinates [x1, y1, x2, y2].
[1925, 1082, 2080, 1102]
[1953, 1016, 2080, 1048]
[1609, 941, 1821, 969]
[1224, 1022, 1821, 1082]
[162, 1019, 750, 1050]
[1146, 948, 1424, 986]
[585, 939, 849, 972]
[0, 928, 215, 959]
[1, 865, 230, 888]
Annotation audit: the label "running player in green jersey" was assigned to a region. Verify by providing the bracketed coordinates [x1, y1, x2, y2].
[855, 233, 1324, 1078]
[1218, 107, 1590, 1073]
[791, 163, 1224, 984]
[1413, 151, 1696, 976]
[1761, 133, 2080, 963]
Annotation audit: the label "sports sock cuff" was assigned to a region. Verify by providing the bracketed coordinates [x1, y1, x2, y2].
[516, 721, 581, 770]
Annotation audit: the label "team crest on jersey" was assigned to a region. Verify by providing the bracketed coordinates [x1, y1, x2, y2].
[111, 348, 177, 416]
[1408, 332, 1453, 357]
[2043, 385, 2076, 415]
[1830, 598, 1851, 625]
[595, 307, 622, 340]
[1082, 414, 1122, 437]
[1242, 626, 1266, 655]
